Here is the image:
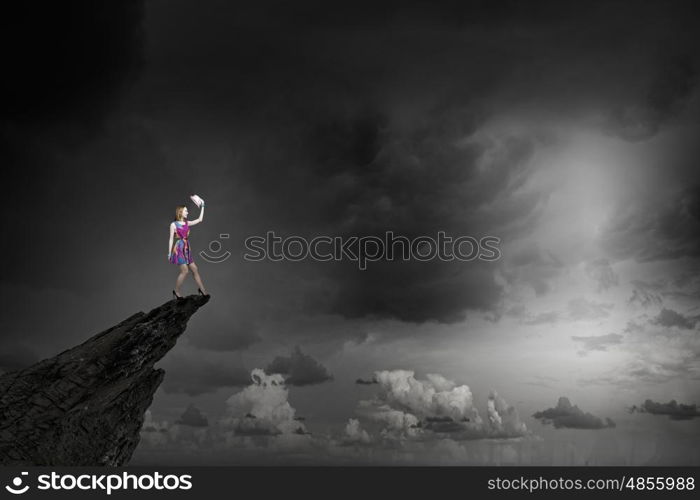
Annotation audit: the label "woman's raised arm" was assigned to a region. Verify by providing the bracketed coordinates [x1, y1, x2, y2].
[189, 202, 205, 226]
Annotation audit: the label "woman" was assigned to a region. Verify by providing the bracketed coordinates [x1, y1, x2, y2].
[168, 198, 209, 298]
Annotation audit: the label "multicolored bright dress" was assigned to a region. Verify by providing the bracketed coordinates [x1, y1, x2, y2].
[169, 220, 194, 265]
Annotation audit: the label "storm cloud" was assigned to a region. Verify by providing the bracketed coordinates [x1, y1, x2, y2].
[533, 397, 616, 429]
[265, 346, 333, 386]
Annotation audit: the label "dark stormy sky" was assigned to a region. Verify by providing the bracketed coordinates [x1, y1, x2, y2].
[2, 0, 700, 465]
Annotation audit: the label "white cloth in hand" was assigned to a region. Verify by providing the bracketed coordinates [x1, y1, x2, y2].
[190, 194, 205, 207]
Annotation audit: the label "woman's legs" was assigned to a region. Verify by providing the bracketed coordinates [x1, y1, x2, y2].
[188, 262, 207, 293]
[175, 264, 189, 294]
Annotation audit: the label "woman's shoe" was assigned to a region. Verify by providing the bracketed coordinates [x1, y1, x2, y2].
[172, 290, 184, 300]
[198, 288, 210, 297]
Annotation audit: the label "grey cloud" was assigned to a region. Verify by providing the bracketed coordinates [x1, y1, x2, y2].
[523, 311, 561, 326]
[520, 297, 613, 327]
[525, 375, 560, 389]
[420, 416, 469, 433]
[661, 271, 700, 302]
[671, 271, 700, 292]
[651, 308, 697, 329]
[629, 399, 700, 420]
[289, 129, 542, 324]
[583, 313, 700, 385]
[567, 298, 614, 321]
[503, 246, 565, 297]
[503, 304, 527, 319]
[341, 418, 372, 446]
[627, 360, 699, 384]
[601, 185, 700, 262]
[628, 280, 664, 308]
[584, 259, 619, 291]
[355, 377, 378, 385]
[227, 416, 282, 437]
[347, 331, 372, 345]
[606, 52, 697, 141]
[265, 346, 333, 386]
[622, 320, 646, 334]
[176, 404, 209, 427]
[645, 52, 697, 125]
[533, 397, 616, 429]
[571, 333, 623, 354]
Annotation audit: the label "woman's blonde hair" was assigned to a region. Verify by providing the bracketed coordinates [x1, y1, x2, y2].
[175, 205, 186, 221]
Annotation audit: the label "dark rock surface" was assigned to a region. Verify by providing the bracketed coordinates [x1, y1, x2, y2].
[0, 295, 209, 466]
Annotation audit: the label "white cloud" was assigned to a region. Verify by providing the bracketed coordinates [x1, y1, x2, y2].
[343, 418, 372, 444]
[220, 368, 307, 436]
[356, 370, 529, 441]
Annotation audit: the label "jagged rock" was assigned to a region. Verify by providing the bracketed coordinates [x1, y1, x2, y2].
[0, 294, 209, 466]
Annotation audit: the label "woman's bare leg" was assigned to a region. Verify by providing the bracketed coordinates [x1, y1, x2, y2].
[175, 264, 189, 295]
[188, 262, 206, 293]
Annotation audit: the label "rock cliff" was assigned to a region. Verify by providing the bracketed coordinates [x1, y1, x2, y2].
[0, 295, 209, 465]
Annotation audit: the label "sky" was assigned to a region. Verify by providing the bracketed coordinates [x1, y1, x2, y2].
[1, 0, 700, 465]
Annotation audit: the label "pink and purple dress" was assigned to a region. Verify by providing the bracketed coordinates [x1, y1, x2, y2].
[169, 220, 194, 265]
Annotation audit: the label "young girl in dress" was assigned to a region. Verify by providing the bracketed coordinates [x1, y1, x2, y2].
[169, 197, 209, 298]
